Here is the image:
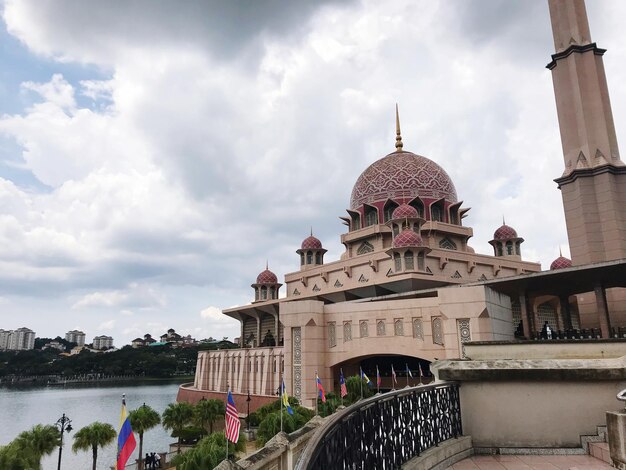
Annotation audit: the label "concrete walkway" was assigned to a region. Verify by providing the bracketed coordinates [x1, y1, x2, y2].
[450, 454, 612, 469]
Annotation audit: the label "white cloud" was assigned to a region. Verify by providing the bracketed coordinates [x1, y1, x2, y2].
[98, 319, 116, 331]
[1, 0, 626, 346]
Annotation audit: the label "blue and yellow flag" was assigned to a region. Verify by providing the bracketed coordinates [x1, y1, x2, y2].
[282, 379, 294, 415]
[360, 367, 372, 386]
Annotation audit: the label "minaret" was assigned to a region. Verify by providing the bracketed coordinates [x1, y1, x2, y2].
[547, 0, 626, 265]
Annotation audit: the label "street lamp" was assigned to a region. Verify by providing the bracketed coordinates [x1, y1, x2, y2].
[246, 391, 251, 431]
[56, 413, 73, 470]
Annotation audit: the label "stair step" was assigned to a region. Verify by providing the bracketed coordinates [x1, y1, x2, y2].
[589, 442, 611, 464]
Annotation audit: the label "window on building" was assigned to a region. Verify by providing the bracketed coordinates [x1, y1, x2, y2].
[394, 319, 404, 336]
[360, 321, 369, 337]
[377, 320, 386, 336]
[394, 254, 402, 272]
[383, 201, 399, 222]
[439, 238, 457, 250]
[404, 251, 414, 270]
[315, 252, 322, 264]
[343, 322, 352, 342]
[506, 241, 513, 255]
[431, 205, 442, 222]
[261, 286, 267, 300]
[328, 323, 336, 348]
[497, 243, 503, 256]
[417, 253, 425, 271]
[307, 251, 313, 264]
[364, 205, 379, 227]
[357, 241, 374, 255]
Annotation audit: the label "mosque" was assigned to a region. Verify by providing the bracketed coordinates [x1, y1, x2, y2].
[179, 0, 626, 412]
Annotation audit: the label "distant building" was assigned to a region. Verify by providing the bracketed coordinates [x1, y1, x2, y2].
[0, 327, 36, 351]
[160, 328, 182, 343]
[65, 330, 86, 346]
[92, 335, 114, 350]
[131, 333, 157, 348]
[43, 341, 65, 352]
[0, 329, 10, 350]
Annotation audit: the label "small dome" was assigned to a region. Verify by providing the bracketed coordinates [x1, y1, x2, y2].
[393, 229, 423, 248]
[256, 269, 278, 284]
[550, 256, 572, 270]
[493, 224, 518, 240]
[392, 204, 419, 220]
[301, 235, 322, 250]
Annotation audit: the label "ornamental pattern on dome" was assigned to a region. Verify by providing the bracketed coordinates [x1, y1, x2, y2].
[493, 224, 518, 240]
[256, 269, 278, 284]
[393, 229, 423, 248]
[301, 235, 322, 250]
[550, 256, 572, 270]
[392, 203, 419, 220]
[350, 151, 458, 210]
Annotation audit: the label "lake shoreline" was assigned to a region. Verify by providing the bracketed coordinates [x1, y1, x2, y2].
[0, 375, 194, 389]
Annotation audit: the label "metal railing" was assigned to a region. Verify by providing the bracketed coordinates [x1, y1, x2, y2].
[296, 382, 462, 470]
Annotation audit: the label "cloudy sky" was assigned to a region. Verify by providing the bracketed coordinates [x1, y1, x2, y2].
[1, 0, 625, 346]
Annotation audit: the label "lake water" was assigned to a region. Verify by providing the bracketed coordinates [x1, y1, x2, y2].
[0, 381, 185, 470]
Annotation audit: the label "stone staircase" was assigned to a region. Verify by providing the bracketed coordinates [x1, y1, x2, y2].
[582, 425, 612, 465]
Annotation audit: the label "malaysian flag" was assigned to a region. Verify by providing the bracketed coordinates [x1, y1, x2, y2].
[225, 390, 240, 443]
[339, 369, 348, 398]
[316, 371, 326, 403]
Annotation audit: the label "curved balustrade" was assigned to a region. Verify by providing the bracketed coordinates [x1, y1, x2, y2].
[296, 382, 462, 470]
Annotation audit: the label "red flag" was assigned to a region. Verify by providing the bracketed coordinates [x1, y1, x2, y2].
[316, 372, 326, 403]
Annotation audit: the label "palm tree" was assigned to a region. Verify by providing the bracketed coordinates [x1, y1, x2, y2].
[162, 402, 194, 453]
[72, 422, 117, 470]
[14, 424, 60, 468]
[0, 442, 39, 470]
[129, 404, 161, 470]
[194, 398, 225, 435]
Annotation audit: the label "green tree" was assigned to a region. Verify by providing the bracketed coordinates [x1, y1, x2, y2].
[71, 422, 117, 470]
[0, 442, 39, 470]
[171, 431, 246, 470]
[194, 398, 225, 435]
[129, 404, 161, 470]
[345, 375, 374, 404]
[13, 424, 60, 468]
[162, 402, 194, 453]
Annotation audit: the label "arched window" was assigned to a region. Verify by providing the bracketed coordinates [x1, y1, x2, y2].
[439, 238, 457, 250]
[432, 317, 443, 345]
[412, 318, 423, 339]
[364, 205, 379, 227]
[300, 253, 305, 265]
[404, 250, 414, 270]
[515, 241, 521, 255]
[315, 252, 322, 264]
[343, 322, 352, 342]
[409, 199, 424, 218]
[255, 288, 259, 301]
[383, 201, 399, 223]
[269, 287, 275, 299]
[394, 319, 404, 336]
[306, 251, 313, 264]
[377, 320, 386, 336]
[394, 254, 402, 272]
[431, 205, 442, 222]
[357, 241, 374, 255]
[417, 252, 425, 270]
[352, 214, 361, 231]
[328, 323, 336, 348]
[506, 241, 513, 255]
[497, 243, 503, 256]
[360, 321, 369, 338]
[393, 225, 400, 237]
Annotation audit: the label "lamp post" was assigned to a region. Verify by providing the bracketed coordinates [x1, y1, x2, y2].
[246, 391, 251, 431]
[56, 413, 73, 470]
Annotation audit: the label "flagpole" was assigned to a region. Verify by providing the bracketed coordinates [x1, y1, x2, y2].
[280, 374, 283, 433]
[315, 371, 318, 416]
[225, 384, 229, 462]
[340, 369, 344, 407]
[406, 364, 409, 388]
[359, 367, 363, 400]
[376, 366, 380, 394]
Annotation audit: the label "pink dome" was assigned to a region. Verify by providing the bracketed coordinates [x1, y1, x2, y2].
[392, 204, 419, 220]
[350, 151, 457, 210]
[256, 269, 278, 284]
[550, 256, 572, 270]
[301, 235, 323, 250]
[493, 224, 518, 240]
[393, 229, 423, 248]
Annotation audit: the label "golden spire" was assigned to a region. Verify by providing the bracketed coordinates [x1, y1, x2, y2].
[395, 103, 403, 152]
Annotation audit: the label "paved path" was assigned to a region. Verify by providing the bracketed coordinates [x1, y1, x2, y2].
[450, 454, 612, 469]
